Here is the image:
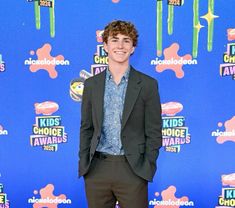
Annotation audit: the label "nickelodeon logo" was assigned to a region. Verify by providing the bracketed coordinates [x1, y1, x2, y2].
[0, 125, 8, 136]
[25, 43, 70, 79]
[28, 184, 72, 206]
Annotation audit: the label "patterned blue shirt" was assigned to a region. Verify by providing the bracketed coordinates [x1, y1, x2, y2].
[96, 68, 130, 155]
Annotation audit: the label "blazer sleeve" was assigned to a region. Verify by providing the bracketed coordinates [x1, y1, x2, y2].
[144, 79, 162, 168]
[79, 79, 94, 159]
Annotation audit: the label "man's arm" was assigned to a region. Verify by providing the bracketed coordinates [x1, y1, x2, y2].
[79, 79, 94, 160]
[144, 79, 162, 170]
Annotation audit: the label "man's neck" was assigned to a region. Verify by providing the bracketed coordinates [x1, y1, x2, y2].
[108, 63, 130, 85]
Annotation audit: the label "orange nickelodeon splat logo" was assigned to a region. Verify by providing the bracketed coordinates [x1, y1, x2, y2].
[28, 184, 72, 207]
[24, 43, 70, 79]
[151, 43, 197, 79]
[211, 116, 235, 144]
[149, 185, 194, 207]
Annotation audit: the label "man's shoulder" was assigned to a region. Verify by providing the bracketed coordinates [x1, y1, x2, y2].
[132, 67, 157, 83]
[84, 70, 105, 85]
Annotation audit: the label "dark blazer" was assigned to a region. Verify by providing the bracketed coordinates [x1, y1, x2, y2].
[79, 66, 162, 182]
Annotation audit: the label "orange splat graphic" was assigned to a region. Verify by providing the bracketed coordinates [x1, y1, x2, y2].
[218, 122, 223, 127]
[227, 28, 235, 41]
[96, 30, 104, 42]
[216, 116, 235, 144]
[154, 186, 189, 208]
[112, 0, 120, 3]
[156, 43, 192, 78]
[222, 173, 235, 187]
[161, 102, 183, 116]
[33, 184, 67, 208]
[29, 43, 64, 79]
[34, 101, 59, 115]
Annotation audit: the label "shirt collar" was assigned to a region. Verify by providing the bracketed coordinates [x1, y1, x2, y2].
[106, 66, 130, 82]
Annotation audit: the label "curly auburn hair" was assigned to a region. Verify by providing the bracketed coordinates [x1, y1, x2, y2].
[102, 20, 138, 47]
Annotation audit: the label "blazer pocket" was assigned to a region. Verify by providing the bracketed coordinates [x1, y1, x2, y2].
[138, 143, 146, 154]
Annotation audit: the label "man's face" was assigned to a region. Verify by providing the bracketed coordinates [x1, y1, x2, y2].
[104, 34, 135, 66]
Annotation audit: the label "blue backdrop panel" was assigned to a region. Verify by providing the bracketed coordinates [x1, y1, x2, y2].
[0, 0, 235, 207]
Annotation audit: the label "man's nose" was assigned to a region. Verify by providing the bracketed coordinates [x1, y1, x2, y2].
[117, 41, 124, 48]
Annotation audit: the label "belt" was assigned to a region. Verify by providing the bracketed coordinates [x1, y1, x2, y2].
[94, 151, 126, 161]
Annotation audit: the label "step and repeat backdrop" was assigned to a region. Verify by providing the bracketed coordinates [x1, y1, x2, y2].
[0, 0, 235, 207]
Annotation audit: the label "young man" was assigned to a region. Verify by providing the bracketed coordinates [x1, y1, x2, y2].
[79, 20, 162, 208]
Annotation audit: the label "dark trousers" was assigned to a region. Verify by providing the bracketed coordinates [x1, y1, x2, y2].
[84, 152, 148, 208]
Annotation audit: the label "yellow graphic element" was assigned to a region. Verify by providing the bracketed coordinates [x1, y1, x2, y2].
[167, 5, 174, 35]
[156, 0, 218, 60]
[156, 0, 163, 57]
[70, 78, 85, 102]
[200, 0, 218, 51]
[192, 0, 204, 58]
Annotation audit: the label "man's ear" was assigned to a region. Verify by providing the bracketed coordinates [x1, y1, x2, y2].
[131, 47, 135, 55]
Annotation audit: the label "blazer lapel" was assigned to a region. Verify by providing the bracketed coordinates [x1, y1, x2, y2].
[122, 67, 142, 129]
[93, 70, 106, 134]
